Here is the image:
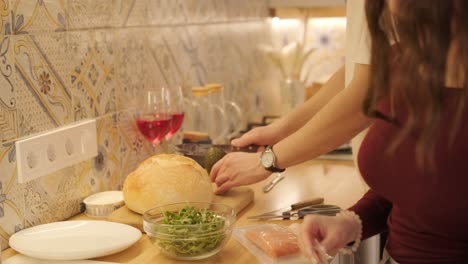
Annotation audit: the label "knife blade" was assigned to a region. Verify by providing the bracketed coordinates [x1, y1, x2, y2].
[247, 197, 324, 219]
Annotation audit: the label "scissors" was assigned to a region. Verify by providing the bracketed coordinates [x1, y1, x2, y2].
[248, 204, 341, 220]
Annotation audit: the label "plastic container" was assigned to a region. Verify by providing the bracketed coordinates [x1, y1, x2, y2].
[233, 224, 311, 264]
[83, 191, 124, 218]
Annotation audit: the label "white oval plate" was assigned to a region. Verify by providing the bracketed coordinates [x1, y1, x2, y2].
[9, 220, 142, 260]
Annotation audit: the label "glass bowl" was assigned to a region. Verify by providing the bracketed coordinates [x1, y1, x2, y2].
[143, 202, 236, 260]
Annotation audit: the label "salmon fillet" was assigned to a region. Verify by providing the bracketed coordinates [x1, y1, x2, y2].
[245, 225, 300, 258]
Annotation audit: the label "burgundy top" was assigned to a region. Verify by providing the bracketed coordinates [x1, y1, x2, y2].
[350, 81, 468, 261]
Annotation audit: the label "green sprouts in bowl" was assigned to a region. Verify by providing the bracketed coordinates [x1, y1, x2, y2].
[143, 202, 235, 260]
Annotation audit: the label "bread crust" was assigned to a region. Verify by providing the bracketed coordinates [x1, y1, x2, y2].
[123, 154, 214, 214]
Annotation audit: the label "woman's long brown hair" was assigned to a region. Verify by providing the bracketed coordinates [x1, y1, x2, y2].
[364, 0, 468, 168]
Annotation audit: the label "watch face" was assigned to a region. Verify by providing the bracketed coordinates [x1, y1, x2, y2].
[261, 151, 274, 168]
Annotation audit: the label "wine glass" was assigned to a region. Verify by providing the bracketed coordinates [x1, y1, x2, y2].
[135, 89, 172, 145]
[165, 85, 185, 140]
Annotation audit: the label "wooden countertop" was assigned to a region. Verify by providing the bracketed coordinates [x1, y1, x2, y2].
[3, 159, 368, 264]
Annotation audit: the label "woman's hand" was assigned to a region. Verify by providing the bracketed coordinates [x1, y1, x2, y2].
[209, 152, 271, 194]
[299, 214, 360, 262]
[231, 124, 283, 148]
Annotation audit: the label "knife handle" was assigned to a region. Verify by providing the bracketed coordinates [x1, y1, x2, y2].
[290, 198, 324, 210]
[231, 144, 260, 153]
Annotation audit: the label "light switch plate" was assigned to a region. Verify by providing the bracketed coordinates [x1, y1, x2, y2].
[15, 119, 98, 183]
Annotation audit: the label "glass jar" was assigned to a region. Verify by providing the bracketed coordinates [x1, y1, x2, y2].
[191, 86, 212, 135]
[206, 83, 229, 143]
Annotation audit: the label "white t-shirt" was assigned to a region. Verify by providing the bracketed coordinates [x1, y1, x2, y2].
[344, 0, 371, 167]
[345, 0, 371, 86]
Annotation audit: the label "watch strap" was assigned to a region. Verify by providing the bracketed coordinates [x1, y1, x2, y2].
[263, 145, 285, 172]
[266, 166, 285, 173]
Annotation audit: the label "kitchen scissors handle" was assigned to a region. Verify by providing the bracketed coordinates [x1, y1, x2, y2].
[290, 198, 325, 210]
[284, 205, 342, 218]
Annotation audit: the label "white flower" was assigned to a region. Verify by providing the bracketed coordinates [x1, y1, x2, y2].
[259, 41, 315, 80]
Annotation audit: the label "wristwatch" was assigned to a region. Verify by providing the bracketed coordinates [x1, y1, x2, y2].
[260, 145, 285, 173]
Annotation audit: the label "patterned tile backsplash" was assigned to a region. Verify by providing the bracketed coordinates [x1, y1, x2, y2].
[0, 0, 346, 250]
[69, 29, 116, 119]
[11, 0, 67, 34]
[14, 32, 72, 137]
[0, 0, 273, 249]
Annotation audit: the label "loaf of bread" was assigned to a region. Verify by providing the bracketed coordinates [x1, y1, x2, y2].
[122, 154, 214, 214]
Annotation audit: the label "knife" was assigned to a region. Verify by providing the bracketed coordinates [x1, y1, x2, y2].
[247, 197, 324, 219]
[176, 143, 259, 154]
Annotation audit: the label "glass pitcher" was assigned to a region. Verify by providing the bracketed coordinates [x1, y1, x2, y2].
[190, 86, 211, 134]
[206, 83, 244, 141]
[206, 83, 229, 144]
[181, 84, 195, 133]
[190, 86, 227, 142]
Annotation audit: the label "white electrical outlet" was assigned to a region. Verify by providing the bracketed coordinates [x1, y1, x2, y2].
[16, 119, 98, 183]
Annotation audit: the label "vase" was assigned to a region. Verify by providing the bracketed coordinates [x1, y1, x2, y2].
[280, 78, 305, 115]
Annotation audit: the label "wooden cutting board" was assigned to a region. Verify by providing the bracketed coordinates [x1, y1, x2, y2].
[107, 187, 254, 232]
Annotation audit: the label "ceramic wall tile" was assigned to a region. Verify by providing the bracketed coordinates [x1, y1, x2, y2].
[242, 22, 275, 115]
[218, 23, 248, 92]
[1, 0, 14, 145]
[1, 1, 15, 143]
[212, 0, 231, 21]
[246, 0, 269, 20]
[162, 26, 206, 87]
[69, 30, 116, 121]
[67, 0, 113, 30]
[199, 0, 224, 23]
[213, 23, 245, 97]
[233, 22, 272, 83]
[147, 0, 187, 26]
[181, 0, 221, 24]
[218, 22, 273, 130]
[225, 0, 247, 21]
[0, 35, 18, 143]
[23, 165, 80, 227]
[1, 0, 11, 36]
[146, 27, 183, 88]
[236, 0, 269, 21]
[114, 28, 149, 111]
[113, 0, 148, 28]
[11, 0, 67, 34]
[185, 24, 225, 85]
[74, 114, 122, 198]
[117, 109, 154, 179]
[0, 143, 26, 250]
[145, 0, 267, 25]
[13, 32, 73, 138]
[147, 0, 232, 25]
